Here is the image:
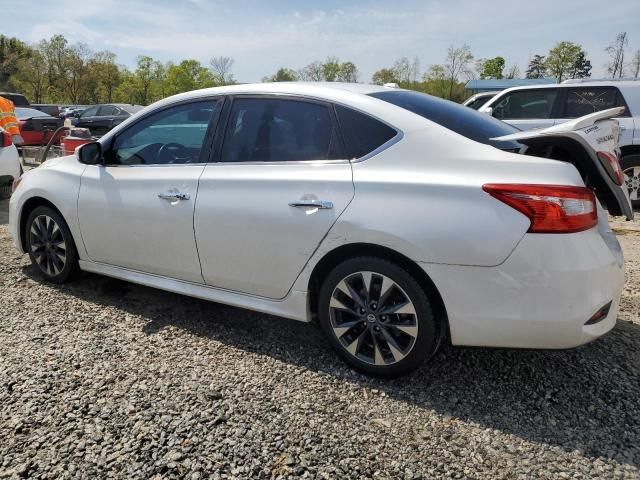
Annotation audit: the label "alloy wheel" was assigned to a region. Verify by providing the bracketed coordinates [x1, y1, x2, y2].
[624, 166, 640, 201]
[329, 271, 419, 366]
[29, 215, 67, 276]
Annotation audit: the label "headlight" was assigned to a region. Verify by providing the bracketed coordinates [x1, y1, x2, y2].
[11, 176, 22, 193]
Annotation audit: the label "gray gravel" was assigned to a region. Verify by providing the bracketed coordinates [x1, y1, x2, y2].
[1, 205, 639, 479]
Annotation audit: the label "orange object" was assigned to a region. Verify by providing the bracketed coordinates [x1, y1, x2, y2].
[0, 96, 20, 136]
[62, 136, 94, 155]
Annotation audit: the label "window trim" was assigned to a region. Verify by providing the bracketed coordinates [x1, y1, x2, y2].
[211, 94, 350, 165]
[101, 97, 224, 167]
[492, 88, 561, 120]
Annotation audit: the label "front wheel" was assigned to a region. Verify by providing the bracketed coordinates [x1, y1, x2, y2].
[25, 206, 79, 284]
[621, 154, 640, 209]
[318, 257, 440, 377]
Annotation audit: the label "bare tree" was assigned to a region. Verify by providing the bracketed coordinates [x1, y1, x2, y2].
[298, 61, 324, 81]
[505, 63, 521, 79]
[444, 44, 473, 99]
[606, 32, 628, 79]
[209, 56, 235, 85]
[630, 49, 640, 79]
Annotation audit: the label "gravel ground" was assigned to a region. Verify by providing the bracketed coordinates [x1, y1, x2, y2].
[0, 200, 639, 479]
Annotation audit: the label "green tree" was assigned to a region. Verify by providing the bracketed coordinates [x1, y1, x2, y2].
[525, 54, 546, 78]
[337, 61, 358, 82]
[371, 68, 399, 85]
[322, 57, 341, 82]
[480, 56, 505, 79]
[0, 35, 32, 90]
[263, 68, 299, 82]
[165, 59, 213, 95]
[569, 50, 592, 79]
[545, 41, 582, 82]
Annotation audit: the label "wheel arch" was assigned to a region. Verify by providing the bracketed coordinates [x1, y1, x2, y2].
[19, 196, 70, 252]
[307, 242, 449, 340]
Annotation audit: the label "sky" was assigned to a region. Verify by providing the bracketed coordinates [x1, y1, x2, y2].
[2, 0, 640, 82]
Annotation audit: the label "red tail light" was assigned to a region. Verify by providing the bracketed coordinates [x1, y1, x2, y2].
[597, 151, 624, 185]
[482, 184, 597, 233]
[1, 130, 11, 147]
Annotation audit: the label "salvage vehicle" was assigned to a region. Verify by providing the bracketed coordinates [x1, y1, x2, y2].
[15, 107, 64, 146]
[0, 127, 21, 198]
[478, 80, 640, 206]
[462, 91, 497, 110]
[8, 83, 632, 377]
[72, 104, 144, 137]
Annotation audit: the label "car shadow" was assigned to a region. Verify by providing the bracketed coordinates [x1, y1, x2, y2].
[21, 265, 640, 468]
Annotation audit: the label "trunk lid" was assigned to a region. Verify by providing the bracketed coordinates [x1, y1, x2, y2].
[492, 107, 633, 220]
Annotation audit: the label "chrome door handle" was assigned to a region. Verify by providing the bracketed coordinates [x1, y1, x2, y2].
[158, 192, 190, 201]
[288, 199, 333, 209]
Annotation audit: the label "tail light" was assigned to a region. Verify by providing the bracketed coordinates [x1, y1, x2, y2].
[1, 130, 11, 147]
[597, 151, 624, 185]
[482, 184, 597, 233]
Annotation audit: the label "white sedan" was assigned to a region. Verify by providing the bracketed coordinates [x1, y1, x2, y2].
[8, 83, 632, 376]
[0, 127, 21, 198]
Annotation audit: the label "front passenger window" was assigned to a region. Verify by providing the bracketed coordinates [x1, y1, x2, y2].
[492, 90, 558, 120]
[108, 101, 218, 165]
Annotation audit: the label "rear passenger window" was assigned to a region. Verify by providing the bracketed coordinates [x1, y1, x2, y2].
[98, 106, 119, 116]
[564, 87, 623, 118]
[220, 98, 342, 162]
[492, 89, 558, 119]
[336, 105, 397, 159]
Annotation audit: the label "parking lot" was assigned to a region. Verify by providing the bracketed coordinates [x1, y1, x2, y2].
[0, 197, 639, 479]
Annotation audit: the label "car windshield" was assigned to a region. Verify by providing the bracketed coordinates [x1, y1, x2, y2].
[369, 90, 522, 150]
[15, 107, 51, 119]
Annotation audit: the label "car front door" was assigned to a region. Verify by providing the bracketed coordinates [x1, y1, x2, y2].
[490, 88, 560, 131]
[78, 99, 221, 283]
[75, 105, 99, 129]
[89, 105, 120, 136]
[194, 96, 354, 299]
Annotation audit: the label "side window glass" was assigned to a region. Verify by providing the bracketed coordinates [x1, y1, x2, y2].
[98, 106, 118, 116]
[109, 100, 218, 165]
[81, 106, 99, 117]
[564, 88, 620, 118]
[335, 105, 397, 159]
[492, 90, 558, 120]
[220, 98, 342, 162]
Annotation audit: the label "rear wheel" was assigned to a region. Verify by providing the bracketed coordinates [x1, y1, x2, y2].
[25, 206, 79, 284]
[318, 256, 440, 377]
[621, 154, 640, 209]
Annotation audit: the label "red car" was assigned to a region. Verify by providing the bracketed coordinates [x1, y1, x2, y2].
[15, 107, 63, 146]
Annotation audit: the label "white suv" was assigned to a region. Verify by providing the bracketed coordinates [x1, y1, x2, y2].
[0, 127, 21, 198]
[480, 80, 640, 206]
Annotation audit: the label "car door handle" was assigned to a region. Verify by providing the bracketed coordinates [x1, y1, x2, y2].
[158, 192, 190, 201]
[288, 199, 333, 209]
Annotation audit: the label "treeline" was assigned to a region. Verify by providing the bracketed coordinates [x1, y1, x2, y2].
[0, 34, 235, 105]
[0, 32, 638, 106]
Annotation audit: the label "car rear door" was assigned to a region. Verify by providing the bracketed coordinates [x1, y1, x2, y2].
[91, 105, 120, 136]
[194, 95, 354, 299]
[490, 88, 560, 131]
[75, 106, 99, 130]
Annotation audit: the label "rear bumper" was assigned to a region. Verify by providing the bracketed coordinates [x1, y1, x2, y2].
[424, 225, 624, 349]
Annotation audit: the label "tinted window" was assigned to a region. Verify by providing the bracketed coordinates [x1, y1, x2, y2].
[98, 105, 119, 116]
[109, 101, 217, 165]
[81, 106, 99, 117]
[370, 90, 520, 150]
[564, 87, 623, 118]
[492, 89, 558, 119]
[221, 98, 341, 162]
[335, 105, 397, 159]
[465, 95, 494, 110]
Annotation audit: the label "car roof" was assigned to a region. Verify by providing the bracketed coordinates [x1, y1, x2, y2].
[495, 80, 640, 93]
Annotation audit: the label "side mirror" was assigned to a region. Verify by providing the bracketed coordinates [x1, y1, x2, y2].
[77, 142, 103, 165]
[482, 107, 493, 116]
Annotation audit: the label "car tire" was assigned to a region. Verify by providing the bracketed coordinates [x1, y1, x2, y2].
[621, 154, 640, 209]
[25, 206, 79, 284]
[318, 256, 440, 377]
